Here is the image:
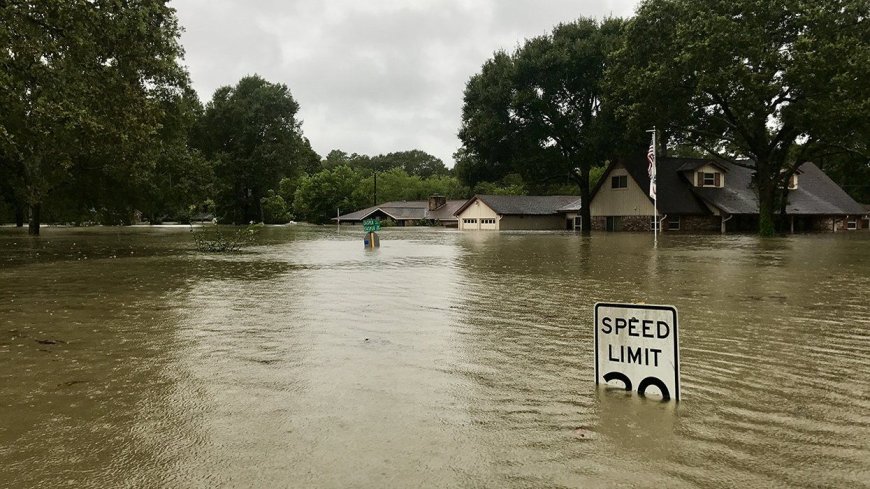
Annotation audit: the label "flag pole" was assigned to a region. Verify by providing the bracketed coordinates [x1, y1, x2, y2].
[646, 126, 658, 245]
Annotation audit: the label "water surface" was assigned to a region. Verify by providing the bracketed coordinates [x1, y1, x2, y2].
[1, 225, 868, 487]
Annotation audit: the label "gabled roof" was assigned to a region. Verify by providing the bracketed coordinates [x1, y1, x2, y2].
[427, 200, 465, 220]
[676, 159, 730, 173]
[334, 200, 464, 221]
[453, 195, 581, 216]
[590, 156, 710, 214]
[593, 154, 864, 216]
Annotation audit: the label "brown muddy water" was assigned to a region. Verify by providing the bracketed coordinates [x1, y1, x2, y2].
[0, 225, 868, 488]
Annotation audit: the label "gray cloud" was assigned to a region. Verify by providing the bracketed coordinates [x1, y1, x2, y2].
[174, 0, 640, 166]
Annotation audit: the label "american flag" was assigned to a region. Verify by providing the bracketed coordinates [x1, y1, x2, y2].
[647, 134, 656, 200]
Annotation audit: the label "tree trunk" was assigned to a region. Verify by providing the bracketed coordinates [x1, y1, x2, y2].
[14, 204, 24, 227]
[757, 177, 776, 237]
[28, 203, 41, 236]
[579, 169, 592, 236]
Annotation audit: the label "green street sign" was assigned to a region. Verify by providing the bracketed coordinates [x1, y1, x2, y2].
[363, 218, 381, 233]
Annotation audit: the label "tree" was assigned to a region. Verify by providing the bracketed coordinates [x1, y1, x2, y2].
[459, 18, 625, 234]
[293, 165, 365, 224]
[610, 0, 870, 235]
[370, 150, 448, 178]
[194, 75, 318, 223]
[0, 0, 189, 235]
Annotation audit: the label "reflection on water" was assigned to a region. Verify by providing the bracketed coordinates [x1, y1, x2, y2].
[0, 226, 868, 487]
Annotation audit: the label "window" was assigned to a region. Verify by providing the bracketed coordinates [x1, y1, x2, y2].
[650, 217, 661, 231]
[788, 174, 798, 190]
[847, 219, 857, 230]
[606, 216, 620, 231]
[703, 172, 716, 186]
[574, 216, 582, 230]
[611, 175, 628, 189]
[668, 216, 681, 231]
[463, 218, 477, 224]
[480, 218, 496, 224]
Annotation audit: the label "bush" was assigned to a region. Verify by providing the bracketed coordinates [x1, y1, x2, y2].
[191, 222, 262, 252]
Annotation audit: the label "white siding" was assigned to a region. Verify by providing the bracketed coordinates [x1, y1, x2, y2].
[590, 163, 655, 217]
[457, 199, 500, 230]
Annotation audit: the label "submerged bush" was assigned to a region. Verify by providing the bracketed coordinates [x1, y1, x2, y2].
[191, 221, 262, 252]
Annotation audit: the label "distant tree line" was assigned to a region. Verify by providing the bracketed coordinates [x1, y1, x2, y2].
[1, 0, 866, 236]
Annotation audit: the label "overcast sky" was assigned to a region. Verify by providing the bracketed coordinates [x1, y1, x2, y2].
[174, 0, 640, 167]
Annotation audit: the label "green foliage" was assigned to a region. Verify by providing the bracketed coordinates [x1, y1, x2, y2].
[293, 165, 366, 224]
[193, 75, 318, 223]
[473, 181, 526, 196]
[589, 165, 607, 189]
[0, 0, 191, 234]
[322, 148, 448, 178]
[609, 0, 870, 234]
[458, 18, 626, 232]
[354, 168, 469, 204]
[260, 190, 290, 224]
[191, 223, 262, 253]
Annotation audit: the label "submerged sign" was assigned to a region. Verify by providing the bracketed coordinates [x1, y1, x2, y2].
[594, 303, 680, 401]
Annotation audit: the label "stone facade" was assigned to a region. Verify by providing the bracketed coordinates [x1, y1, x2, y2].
[679, 215, 720, 232]
[592, 214, 720, 232]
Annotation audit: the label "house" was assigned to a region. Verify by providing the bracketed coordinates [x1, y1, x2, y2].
[333, 196, 465, 227]
[589, 155, 866, 232]
[454, 195, 582, 231]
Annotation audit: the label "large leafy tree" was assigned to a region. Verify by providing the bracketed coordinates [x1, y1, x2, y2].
[293, 165, 365, 224]
[194, 75, 318, 223]
[0, 0, 189, 234]
[459, 18, 625, 233]
[610, 0, 870, 235]
[135, 90, 214, 223]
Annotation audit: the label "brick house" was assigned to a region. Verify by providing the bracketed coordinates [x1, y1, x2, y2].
[589, 156, 866, 233]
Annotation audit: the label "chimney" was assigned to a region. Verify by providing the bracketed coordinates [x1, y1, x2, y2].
[428, 195, 446, 211]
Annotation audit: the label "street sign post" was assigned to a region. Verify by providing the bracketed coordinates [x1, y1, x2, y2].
[363, 218, 380, 248]
[594, 303, 680, 401]
[363, 219, 381, 233]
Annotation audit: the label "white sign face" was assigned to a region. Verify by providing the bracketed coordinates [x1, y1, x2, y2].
[594, 303, 680, 401]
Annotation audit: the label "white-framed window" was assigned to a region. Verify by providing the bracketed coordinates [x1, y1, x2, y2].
[847, 219, 857, 230]
[463, 218, 478, 224]
[480, 218, 496, 224]
[703, 172, 716, 186]
[788, 174, 798, 190]
[573, 216, 582, 230]
[611, 175, 628, 189]
[668, 216, 681, 230]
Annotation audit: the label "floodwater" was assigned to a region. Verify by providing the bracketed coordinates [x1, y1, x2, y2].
[0, 225, 868, 488]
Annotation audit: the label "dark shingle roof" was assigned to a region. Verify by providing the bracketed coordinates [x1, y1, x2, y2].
[689, 161, 864, 215]
[593, 155, 862, 216]
[610, 157, 711, 214]
[454, 195, 581, 216]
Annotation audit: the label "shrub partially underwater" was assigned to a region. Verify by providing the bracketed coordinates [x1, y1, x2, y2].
[190, 221, 262, 252]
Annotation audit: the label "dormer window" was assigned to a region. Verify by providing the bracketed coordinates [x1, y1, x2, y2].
[697, 171, 721, 187]
[788, 174, 798, 190]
